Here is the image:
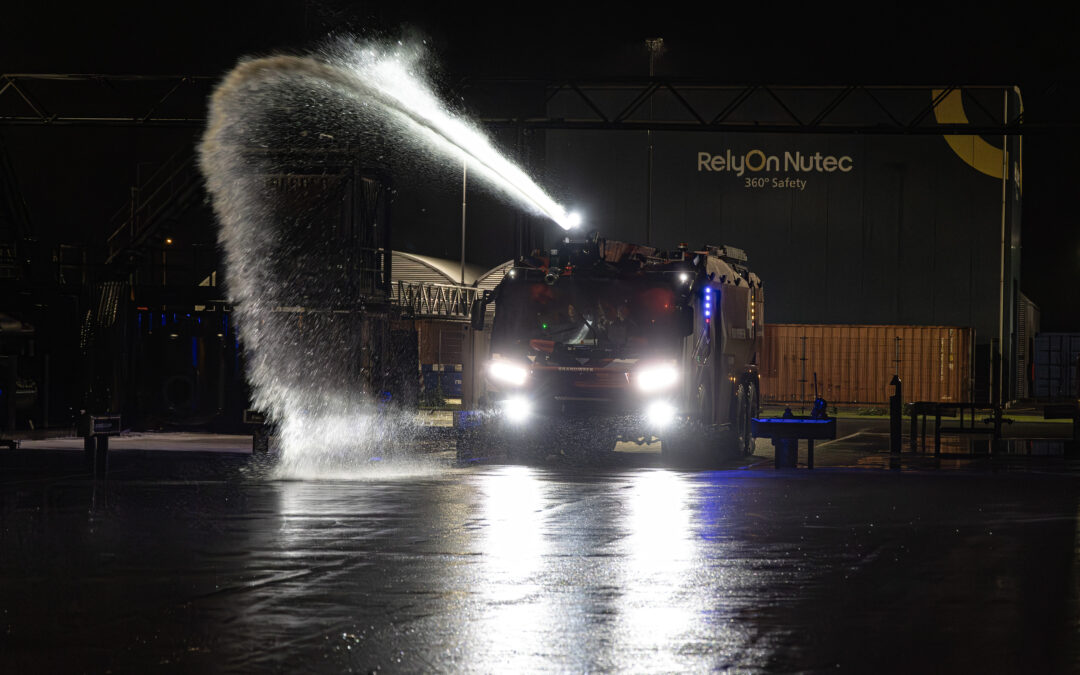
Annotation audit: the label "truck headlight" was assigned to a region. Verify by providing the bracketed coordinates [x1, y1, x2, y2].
[489, 360, 528, 386]
[645, 401, 676, 428]
[635, 363, 679, 392]
[502, 396, 532, 423]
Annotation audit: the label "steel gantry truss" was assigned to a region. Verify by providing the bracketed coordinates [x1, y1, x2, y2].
[392, 280, 479, 319]
[1, 74, 1063, 134]
[0, 74, 215, 126]
[464, 80, 1033, 135]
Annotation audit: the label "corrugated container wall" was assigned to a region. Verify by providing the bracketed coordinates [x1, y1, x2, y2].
[415, 319, 466, 366]
[1015, 292, 1040, 399]
[761, 324, 972, 405]
[1032, 333, 1080, 399]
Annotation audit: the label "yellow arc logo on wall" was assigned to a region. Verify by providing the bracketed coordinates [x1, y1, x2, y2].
[932, 88, 1022, 194]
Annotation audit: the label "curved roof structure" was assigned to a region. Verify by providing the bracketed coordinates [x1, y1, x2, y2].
[475, 260, 515, 292]
[391, 251, 486, 287]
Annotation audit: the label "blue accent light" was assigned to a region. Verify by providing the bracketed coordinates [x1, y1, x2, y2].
[161, 313, 166, 327]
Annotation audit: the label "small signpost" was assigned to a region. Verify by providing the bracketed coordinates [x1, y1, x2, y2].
[76, 413, 121, 472]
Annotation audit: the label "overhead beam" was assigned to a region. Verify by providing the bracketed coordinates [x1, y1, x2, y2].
[1, 75, 1066, 134]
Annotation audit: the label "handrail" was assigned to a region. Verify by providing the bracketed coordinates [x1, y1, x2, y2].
[106, 150, 201, 263]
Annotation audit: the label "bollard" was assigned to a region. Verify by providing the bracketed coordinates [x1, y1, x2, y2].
[84, 435, 95, 470]
[96, 436, 109, 473]
[889, 375, 902, 455]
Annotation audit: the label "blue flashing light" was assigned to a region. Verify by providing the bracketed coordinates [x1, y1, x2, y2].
[161, 313, 166, 327]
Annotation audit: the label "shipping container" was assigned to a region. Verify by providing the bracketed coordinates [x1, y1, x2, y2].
[1015, 292, 1040, 399]
[760, 324, 972, 405]
[1032, 333, 1080, 399]
[415, 319, 466, 366]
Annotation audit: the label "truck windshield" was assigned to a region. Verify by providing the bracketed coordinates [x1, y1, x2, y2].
[491, 278, 685, 355]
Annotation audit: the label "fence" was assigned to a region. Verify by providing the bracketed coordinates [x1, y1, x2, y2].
[760, 324, 972, 406]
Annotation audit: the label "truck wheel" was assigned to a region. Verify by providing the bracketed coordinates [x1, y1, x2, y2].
[660, 431, 693, 456]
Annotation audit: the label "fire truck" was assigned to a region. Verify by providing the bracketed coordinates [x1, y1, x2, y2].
[461, 235, 764, 460]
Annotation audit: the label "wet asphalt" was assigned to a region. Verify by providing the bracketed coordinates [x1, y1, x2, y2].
[1, 435, 1078, 673]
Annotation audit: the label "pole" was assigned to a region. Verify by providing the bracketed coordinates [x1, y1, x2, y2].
[997, 90, 1008, 406]
[645, 38, 664, 247]
[889, 375, 902, 455]
[460, 159, 467, 285]
[799, 335, 807, 414]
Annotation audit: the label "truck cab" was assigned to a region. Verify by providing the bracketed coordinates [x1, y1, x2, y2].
[463, 236, 763, 460]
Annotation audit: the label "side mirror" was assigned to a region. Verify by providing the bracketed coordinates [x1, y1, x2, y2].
[470, 298, 486, 330]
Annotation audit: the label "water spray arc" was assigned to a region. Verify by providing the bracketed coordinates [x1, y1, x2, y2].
[199, 40, 576, 475]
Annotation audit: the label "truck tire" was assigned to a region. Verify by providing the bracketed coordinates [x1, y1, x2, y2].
[664, 379, 716, 458]
[660, 430, 696, 456]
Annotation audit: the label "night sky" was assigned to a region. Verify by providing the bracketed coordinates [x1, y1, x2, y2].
[3, 2, 1078, 329]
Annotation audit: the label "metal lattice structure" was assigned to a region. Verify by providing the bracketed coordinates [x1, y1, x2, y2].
[468, 81, 1029, 134]
[2, 75, 1065, 134]
[393, 280, 478, 319]
[0, 74, 214, 126]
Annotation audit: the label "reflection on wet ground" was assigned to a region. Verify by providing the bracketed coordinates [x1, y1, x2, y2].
[1, 443, 1078, 672]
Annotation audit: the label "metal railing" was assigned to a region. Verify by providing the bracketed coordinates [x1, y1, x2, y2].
[106, 150, 201, 264]
[392, 280, 478, 319]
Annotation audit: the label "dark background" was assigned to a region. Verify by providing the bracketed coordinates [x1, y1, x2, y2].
[1, 1, 1078, 329]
